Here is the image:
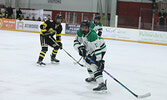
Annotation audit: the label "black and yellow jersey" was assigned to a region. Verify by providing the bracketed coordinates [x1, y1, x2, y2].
[53, 21, 62, 43]
[40, 20, 54, 36]
[0, 14, 2, 18]
[1, 13, 8, 18]
[40, 20, 62, 43]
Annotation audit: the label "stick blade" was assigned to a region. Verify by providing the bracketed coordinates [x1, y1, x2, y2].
[137, 92, 151, 99]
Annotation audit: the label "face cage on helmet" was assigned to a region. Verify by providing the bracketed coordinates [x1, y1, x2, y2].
[56, 17, 63, 21]
[80, 25, 90, 35]
[80, 24, 90, 29]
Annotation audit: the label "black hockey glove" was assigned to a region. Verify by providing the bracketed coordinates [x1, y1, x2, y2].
[85, 54, 92, 64]
[57, 42, 62, 49]
[78, 46, 86, 57]
[85, 54, 96, 65]
[96, 60, 105, 72]
[98, 31, 102, 37]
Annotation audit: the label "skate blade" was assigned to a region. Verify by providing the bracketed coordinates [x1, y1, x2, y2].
[51, 61, 60, 64]
[86, 81, 97, 84]
[93, 90, 107, 94]
[36, 64, 46, 67]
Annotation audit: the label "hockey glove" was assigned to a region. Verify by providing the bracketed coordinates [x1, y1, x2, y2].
[57, 42, 62, 49]
[85, 54, 96, 65]
[98, 31, 102, 37]
[85, 54, 92, 64]
[78, 46, 86, 57]
[96, 60, 105, 72]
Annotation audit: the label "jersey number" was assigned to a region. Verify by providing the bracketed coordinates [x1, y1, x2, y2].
[95, 43, 98, 47]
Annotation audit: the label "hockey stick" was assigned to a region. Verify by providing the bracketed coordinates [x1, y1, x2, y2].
[49, 36, 150, 98]
[62, 48, 84, 67]
[87, 58, 151, 99]
[74, 57, 82, 64]
[49, 36, 84, 67]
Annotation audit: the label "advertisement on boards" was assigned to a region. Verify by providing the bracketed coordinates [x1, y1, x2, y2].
[16, 20, 42, 32]
[139, 30, 167, 43]
[0, 19, 16, 29]
[65, 24, 80, 34]
[102, 26, 139, 41]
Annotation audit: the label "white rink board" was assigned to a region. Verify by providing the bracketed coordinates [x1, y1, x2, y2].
[14, 20, 167, 45]
[102, 27, 139, 41]
[16, 20, 42, 32]
[16, 20, 66, 34]
[102, 26, 167, 44]
[61, 23, 66, 34]
[139, 30, 167, 44]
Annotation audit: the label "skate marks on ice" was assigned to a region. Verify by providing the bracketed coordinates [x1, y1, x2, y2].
[75, 83, 111, 99]
[76, 90, 111, 100]
[35, 62, 60, 67]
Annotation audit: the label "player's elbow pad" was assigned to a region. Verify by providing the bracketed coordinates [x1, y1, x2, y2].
[40, 25, 45, 29]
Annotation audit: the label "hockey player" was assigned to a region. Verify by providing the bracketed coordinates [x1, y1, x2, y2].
[1, 10, 8, 18]
[37, 14, 63, 65]
[73, 20, 107, 91]
[90, 15, 103, 37]
[50, 14, 63, 62]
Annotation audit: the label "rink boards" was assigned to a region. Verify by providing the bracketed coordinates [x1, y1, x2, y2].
[0, 18, 167, 46]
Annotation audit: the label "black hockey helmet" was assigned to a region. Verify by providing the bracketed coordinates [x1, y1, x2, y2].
[80, 20, 90, 29]
[80, 20, 90, 35]
[55, 14, 63, 24]
[56, 14, 63, 20]
[94, 15, 101, 21]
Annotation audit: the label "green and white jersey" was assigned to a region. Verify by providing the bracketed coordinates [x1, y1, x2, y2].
[74, 29, 106, 61]
[98, 37, 107, 53]
[90, 21, 103, 33]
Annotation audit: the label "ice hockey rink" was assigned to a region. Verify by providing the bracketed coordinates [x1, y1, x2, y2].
[0, 30, 167, 100]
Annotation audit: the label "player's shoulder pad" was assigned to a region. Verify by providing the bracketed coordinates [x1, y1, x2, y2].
[87, 29, 98, 42]
[56, 22, 62, 28]
[45, 20, 50, 23]
[90, 21, 94, 24]
[59, 24, 62, 28]
[40, 22, 47, 29]
[99, 22, 103, 26]
[90, 21, 95, 28]
[77, 29, 82, 37]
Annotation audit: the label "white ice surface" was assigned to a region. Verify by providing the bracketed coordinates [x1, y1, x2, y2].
[0, 30, 167, 100]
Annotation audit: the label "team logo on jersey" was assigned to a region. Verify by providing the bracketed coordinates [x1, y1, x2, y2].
[0, 19, 3, 28]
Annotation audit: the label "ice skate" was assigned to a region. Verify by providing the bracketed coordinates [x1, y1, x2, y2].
[51, 55, 60, 63]
[85, 77, 96, 82]
[93, 80, 107, 91]
[37, 61, 46, 66]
